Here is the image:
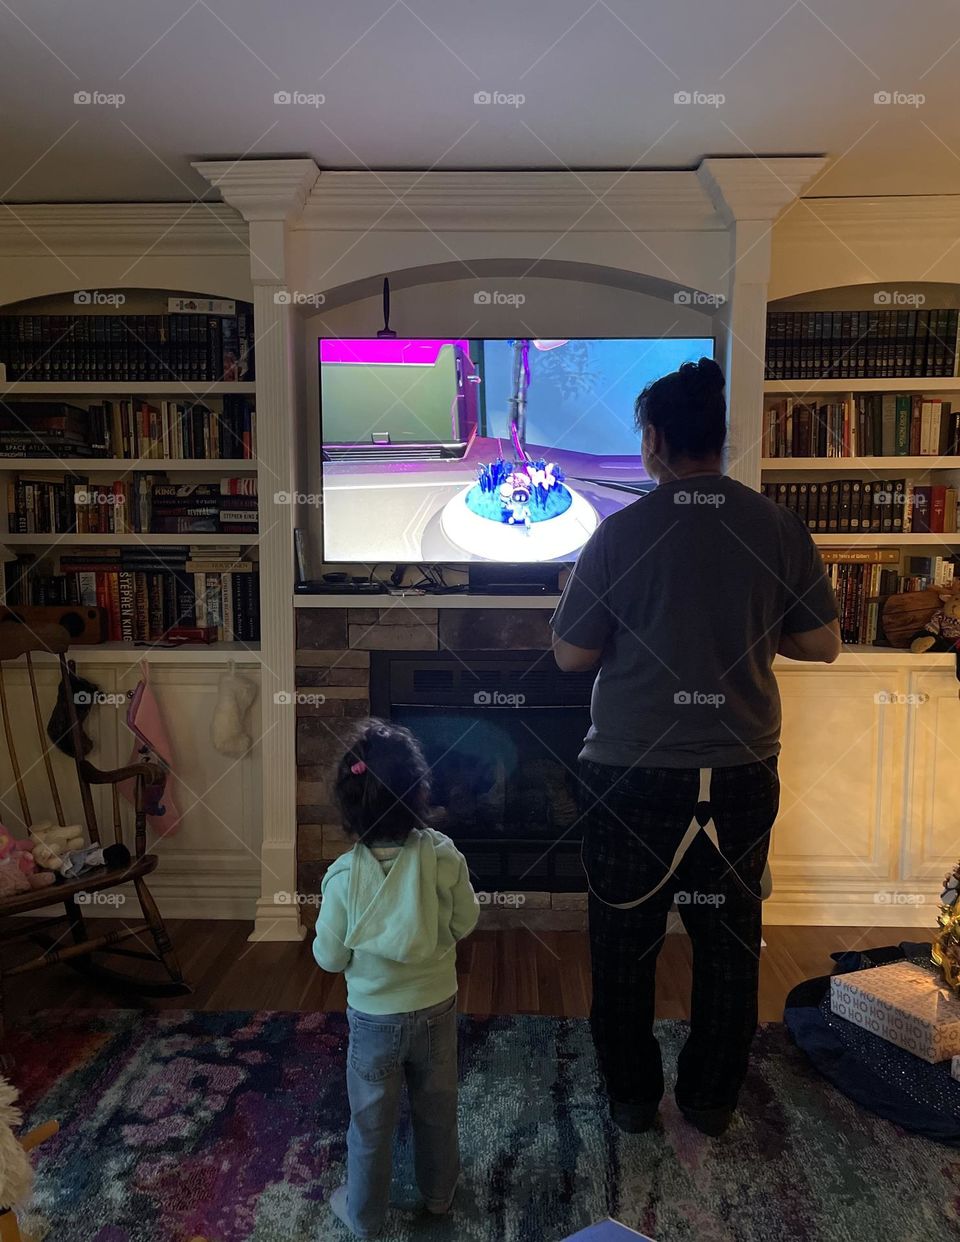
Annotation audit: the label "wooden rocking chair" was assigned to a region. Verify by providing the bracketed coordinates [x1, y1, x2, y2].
[0, 622, 187, 1037]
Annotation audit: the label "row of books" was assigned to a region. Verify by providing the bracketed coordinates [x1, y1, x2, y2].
[762, 395, 959, 459]
[0, 397, 257, 460]
[4, 547, 261, 643]
[762, 479, 960, 534]
[822, 551, 955, 646]
[765, 308, 959, 379]
[0, 311, 255, 383]
[831, 560, 896, 645]
[7, 476, 258, 535]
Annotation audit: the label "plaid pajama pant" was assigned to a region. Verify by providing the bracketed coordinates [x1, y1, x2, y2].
[578, 756, 779, 1112]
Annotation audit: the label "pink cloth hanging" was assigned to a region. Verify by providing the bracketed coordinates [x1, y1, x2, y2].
[119, 661, 181, 837]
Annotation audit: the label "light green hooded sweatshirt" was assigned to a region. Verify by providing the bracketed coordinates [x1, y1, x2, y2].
[312, 826, 480, 1015]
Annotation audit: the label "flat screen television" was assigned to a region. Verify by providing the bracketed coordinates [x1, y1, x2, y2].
[319, 336, 714, 563]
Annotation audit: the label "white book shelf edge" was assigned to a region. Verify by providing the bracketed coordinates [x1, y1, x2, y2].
[2, 533, 259, 546]
[764, 378, 960, 393]
[761, 457, 960, 471]
[0, 459, 257, 472]
[0, 382, 256, 396]
[812, 533, 958, 546]
[26, 641, 261, 665]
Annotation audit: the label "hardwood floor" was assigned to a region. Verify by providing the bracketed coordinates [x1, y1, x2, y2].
[5, 919, 926, 1025]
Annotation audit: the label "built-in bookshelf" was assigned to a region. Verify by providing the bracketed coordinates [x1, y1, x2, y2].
[764, 309, 960, 381]
[0, 292, 262, 652]
[0, 304, 255, 384]
[762, 300, 960, 647]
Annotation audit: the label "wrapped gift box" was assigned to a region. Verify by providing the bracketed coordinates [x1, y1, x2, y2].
[562, 1225, 654, 1241]
[830, 961, 960, 1063]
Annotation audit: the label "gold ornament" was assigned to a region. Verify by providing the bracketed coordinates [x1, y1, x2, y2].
[932, 859, 960, 991]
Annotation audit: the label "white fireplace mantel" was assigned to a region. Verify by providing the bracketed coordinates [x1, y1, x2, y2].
[194, 154, 828, 940]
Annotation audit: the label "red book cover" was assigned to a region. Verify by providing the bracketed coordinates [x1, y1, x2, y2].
[930, 484, 946, 532]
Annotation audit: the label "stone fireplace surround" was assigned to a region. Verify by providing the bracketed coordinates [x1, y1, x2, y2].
[295, 599, 591, 928]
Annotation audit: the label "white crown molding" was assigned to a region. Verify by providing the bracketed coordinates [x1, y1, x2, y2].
[298, 170, 726, 232]
[193, 158, 320, 223]
[0, 202, 248, 257]
[697, 156, 829, 225]
[776, 194, 960, 240]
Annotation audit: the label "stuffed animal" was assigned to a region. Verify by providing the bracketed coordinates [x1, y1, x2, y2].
[30, 841, 130, 879]
[29, 842, 63, 873]
[29, 822, 84, 854]
[910, 583, 960, 687]
[0, 828, 54, 892]
[211, 664, 258, 758]
[0, 1077, 34, 1215]
[0, 859, 33, 897]
[0, 1074, 57, 1241]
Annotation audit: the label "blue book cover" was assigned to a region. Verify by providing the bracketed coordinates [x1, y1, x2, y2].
[563, 1222, 655, 1241]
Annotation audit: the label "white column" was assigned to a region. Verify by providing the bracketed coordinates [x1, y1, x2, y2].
[249, 276, 302, 940]
[697, 158, 828, 489]
[721, 220, 774, 489]
[193, 160, 319, 941]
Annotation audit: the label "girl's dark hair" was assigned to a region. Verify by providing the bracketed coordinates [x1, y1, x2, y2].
[334, 718, 431, 845]
[634, 356, 727, 460]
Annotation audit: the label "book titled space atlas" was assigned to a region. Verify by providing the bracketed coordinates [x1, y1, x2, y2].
[562, 1221, 656, 1241]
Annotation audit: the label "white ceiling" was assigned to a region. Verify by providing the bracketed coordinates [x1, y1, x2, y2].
[2, 0, 959, 203]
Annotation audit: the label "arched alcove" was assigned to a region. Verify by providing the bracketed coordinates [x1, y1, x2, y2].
[297, 258, 728, 318]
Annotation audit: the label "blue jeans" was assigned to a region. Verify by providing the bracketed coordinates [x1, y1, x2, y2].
[341, 994, 460, 1236]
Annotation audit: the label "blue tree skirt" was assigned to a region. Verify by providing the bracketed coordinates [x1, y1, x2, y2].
[784, 943, 960, 1145]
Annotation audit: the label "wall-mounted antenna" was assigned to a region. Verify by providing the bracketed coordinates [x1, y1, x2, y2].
[377, 277, 397, 338]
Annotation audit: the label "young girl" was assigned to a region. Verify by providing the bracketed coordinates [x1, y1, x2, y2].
[313, 719, 479, 1238]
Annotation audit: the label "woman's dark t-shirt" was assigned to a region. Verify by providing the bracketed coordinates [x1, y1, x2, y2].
[550, 475, 838, 768]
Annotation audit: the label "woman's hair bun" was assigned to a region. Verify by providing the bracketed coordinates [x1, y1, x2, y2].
[679, 357, 725, 394]
[633, 355, 727, 459]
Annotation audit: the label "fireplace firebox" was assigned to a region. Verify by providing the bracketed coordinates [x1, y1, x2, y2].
[370, 650, 594, 892]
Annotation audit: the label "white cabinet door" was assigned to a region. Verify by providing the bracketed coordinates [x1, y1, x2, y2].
[772, 667, 903, 882]
[902, 669, 960, 888]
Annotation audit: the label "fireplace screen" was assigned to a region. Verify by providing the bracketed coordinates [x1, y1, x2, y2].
[371, 651, 593, 891]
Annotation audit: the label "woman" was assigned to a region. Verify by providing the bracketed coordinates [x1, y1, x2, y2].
[551, 357, 839, 1137]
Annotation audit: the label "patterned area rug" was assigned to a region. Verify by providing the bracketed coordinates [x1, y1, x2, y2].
[10, 1010, 960, 1241]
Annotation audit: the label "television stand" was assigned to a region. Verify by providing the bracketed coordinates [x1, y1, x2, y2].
[468, 563, 561, 595]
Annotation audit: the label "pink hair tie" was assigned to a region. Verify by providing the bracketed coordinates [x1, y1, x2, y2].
[350, 760, 367, 776]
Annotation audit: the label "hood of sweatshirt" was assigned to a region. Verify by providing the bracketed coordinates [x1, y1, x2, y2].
[335, 829, 441, 964]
